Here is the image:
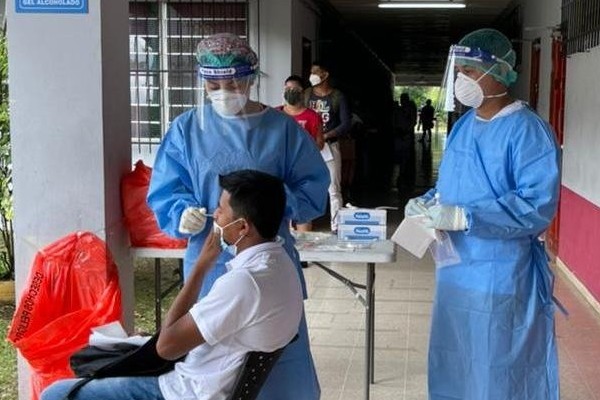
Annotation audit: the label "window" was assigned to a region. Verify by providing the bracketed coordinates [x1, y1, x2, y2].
[129, 0, 249, 158]
[562, 0, 600, 56]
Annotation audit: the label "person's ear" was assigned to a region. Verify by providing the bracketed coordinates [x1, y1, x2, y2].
[240, 219, 252, 236]
[248, 74, 257, 88]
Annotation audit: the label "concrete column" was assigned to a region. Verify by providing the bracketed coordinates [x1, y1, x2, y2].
[7, 1, 132, 398]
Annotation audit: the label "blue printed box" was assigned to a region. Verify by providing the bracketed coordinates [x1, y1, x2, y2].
[338, 224, 387, 242]
[337, 209, 387, 226]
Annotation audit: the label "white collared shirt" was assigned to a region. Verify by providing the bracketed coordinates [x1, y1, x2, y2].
[158, 241, 303, 400]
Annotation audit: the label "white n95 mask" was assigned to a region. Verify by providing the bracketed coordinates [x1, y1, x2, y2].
[454, 71, 508, 109]
[209, 89, 248, 117]
[454, 72, 484, 109]
[309, 74, 322, 87]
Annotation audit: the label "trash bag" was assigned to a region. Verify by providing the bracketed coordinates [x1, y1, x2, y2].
[121, 160, 187, 249]
[7, 232, 123, 400]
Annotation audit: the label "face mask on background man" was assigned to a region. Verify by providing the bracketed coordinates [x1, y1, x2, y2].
[284, 89, 303, 106]
[309, 74, 322, 87]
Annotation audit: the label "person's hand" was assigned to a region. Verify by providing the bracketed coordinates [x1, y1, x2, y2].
[197, 228, 221, 267]
[424, 204, 467, 231]
[178, 207, 208, 234]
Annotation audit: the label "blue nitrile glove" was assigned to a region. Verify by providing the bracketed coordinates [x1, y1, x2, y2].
[425, 204, 468, 231]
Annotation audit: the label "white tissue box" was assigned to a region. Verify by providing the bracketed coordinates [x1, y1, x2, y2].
[338, 224, 387, 241]
[337, 209, 387, 226]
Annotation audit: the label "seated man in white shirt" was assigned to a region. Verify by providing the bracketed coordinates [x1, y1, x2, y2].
[42, 169, 303, 400]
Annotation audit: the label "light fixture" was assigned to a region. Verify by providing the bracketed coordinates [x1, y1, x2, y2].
[378, 1, 466, 9]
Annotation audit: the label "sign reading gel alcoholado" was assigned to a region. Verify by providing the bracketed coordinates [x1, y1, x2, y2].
[16, 0, 88, 14]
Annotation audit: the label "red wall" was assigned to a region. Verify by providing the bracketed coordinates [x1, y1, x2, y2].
[558, 186, 600, 302]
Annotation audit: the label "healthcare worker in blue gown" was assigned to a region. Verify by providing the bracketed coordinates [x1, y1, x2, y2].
[405, 29, 560, 399]
[148, 33, 329, 400]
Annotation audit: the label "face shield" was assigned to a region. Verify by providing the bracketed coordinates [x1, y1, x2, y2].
[196, 63, 259, 129]
[194, 33, 261, 131]
[438, 45, 515, 112]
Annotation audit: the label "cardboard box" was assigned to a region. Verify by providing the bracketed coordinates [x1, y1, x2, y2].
[338, 224, 387, 241]
[337, 209, 387, 226]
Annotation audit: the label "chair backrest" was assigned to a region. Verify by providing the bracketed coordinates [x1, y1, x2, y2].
[226, 335, 298, 400]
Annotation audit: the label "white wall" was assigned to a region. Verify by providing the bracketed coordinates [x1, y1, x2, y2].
[7, 2, 132, 398]
[518, 0, 600, 206]
[562, 47, 600, 206]
[291, 0, 320, 76]
[517, 0, 561, 120]
[249, 0, 293, 107]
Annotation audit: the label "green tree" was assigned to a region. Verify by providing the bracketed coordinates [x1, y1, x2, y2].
[0, 34, 13, 281]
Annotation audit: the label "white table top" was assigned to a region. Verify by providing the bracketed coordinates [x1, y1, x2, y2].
[131, 247, 186, 259]
[297, 239, 396, 264]
[131, 239, 397, 265]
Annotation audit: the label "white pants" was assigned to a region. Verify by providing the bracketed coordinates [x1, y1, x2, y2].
[325, 142, 343, 231]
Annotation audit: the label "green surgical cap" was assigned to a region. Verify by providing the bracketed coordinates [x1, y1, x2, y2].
[457, 28, 517, 87]
[195, 33, 258, 71]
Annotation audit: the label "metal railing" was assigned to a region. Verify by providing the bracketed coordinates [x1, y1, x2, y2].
[562, 0, 600, 56]
[129, 0, 249, 150]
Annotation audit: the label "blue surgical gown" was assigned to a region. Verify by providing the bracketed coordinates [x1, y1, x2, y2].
[148, 105, 329, 400]
[427, 103, 560, 400]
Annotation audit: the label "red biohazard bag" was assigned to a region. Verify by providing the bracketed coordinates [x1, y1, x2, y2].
[7, 232, 123, 400]
[121, 160, 187, 249]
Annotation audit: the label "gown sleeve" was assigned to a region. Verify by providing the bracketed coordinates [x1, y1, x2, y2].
[147, 118, 199, 238]
[281, 120, 330, 224]
[465, 117, 560, 239]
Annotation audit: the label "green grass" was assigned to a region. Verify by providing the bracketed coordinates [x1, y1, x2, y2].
[0, 302, 17, 400]
[0, 258, 180, 397]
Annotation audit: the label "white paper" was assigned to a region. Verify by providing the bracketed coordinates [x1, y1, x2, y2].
[391, 216, 437, 258]
[91, 321, 128, 338]
[320, 143, 334, 162]
[89, 321, 151, 350]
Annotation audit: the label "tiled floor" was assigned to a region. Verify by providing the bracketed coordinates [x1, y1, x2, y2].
[554, 268, 600, 400]
[304, 249, 600, 400]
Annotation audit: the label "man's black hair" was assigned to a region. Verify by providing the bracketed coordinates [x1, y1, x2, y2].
[285, 75, 304, 87]
[311, 60, 332, 73]
[218, 170, 286, 240]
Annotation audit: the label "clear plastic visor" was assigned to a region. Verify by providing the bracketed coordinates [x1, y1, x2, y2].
[438, 45, 512, 112]
[196, 63, 260, 130]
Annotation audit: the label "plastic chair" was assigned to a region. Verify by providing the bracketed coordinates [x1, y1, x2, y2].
[227, 335, 298, 400]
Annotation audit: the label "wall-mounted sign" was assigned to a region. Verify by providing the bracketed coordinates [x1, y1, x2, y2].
[16, 0, 88, 14]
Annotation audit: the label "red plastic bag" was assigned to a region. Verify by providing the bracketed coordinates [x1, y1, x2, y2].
[121, 160, 187, 248]
[7, 232, 123, 400]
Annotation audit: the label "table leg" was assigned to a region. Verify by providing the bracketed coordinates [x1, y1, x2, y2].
[365, 262, 375, 399]
[369, 262, 376, 384]
[155, 258, 161, 330]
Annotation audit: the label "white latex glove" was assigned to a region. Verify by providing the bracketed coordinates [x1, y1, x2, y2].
[178, 207, 208, 234]
[424, 204, 468, 231]
[405, 197, 430, 217]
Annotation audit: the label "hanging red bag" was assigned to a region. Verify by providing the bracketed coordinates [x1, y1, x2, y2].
[7, 232, 123, 400]
[121, 160, 187, 249]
